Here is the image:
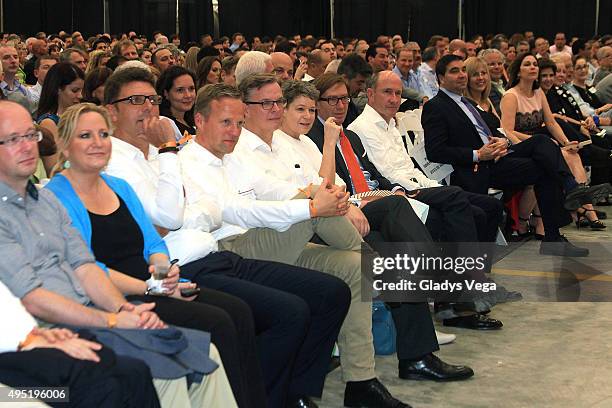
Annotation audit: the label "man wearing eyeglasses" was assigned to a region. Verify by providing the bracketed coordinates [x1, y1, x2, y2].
[224, 75, 475, 406]
[180, 77, 415, 408]
[105, 68, 353, 408]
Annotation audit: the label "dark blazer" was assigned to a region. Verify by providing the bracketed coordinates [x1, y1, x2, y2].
[422, 89, 495, 194]
[306, 119, 400, 195]
[545, 86, 582, 121]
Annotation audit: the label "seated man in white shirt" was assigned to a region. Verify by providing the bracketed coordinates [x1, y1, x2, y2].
[103, 67, 351, 408]
[180, 80, 412, 408]
[307, 73, 514, 327]
[28, 54, 58, 112]
[227, 76, 475, 384]
[348, 71, 504, 244]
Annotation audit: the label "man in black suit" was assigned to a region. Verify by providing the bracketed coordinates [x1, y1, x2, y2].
[423, 54, 596, 257]
[307, 73, 504, 330]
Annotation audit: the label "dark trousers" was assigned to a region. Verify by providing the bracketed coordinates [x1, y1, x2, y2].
[490, 134, 570, 236]
[0, 335, 160, 408]
[555, 118, 612, 185]
[181, 252, 351, 408]
[361, 195, 439, 360]
[417, 185, 502, 242]
[127, 288, 263, 408]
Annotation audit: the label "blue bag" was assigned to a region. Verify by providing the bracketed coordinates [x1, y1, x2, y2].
[372, 301, 397, 355]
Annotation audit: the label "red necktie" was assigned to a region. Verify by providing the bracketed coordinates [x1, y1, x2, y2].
[339, 131, 370, 193]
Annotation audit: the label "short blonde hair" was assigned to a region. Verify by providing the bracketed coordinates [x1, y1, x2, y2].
[52, 103, 113, 176]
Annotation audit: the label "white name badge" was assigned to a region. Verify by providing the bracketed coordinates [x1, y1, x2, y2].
[410, 131, 454, 182]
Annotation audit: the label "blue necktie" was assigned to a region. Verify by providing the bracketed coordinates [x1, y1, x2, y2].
[461, 97, 492, 144]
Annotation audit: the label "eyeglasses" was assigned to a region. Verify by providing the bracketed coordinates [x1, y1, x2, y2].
[319, 95, 350, 106]
[244, 98, 287, 110]
[0, 130, 43, 146]
[111, 95, 163, 105]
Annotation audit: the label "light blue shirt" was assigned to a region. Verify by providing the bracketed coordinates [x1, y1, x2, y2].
[392, 66, 422, 95]
[418, 63, 439, 99]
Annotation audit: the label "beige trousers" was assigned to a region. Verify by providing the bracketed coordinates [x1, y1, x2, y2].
[219, 215, 377, 381]
[154, 343, 237, 408]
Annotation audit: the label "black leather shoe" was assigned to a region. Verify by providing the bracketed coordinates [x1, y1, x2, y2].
[443, 313, 503, 330]
[344, 378, 411, 408]
[399, 353, 474, 382]
[286, 396, 318, 408]
[540, 235, 589, 257]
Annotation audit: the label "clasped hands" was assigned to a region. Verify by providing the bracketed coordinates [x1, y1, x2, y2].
[311, 177, 350, 217]
[477, 137, 510, 162]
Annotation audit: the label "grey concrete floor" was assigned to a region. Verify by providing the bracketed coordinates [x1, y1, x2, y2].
[318, 208, 612, 408]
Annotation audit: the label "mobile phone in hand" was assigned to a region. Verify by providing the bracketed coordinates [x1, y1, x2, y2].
[180, 287, 201, 297]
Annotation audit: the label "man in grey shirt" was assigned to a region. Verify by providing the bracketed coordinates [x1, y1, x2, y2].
[0, 102, 163, 329]
[0, 100, 234, 408]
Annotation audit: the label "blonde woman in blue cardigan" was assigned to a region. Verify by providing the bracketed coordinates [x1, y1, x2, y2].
[46, 102, 247, 408]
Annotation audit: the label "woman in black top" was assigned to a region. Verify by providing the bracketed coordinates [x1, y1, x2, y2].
[157, 65, 197, 135]
[541, 58, 612, 188]
[570, 55, 612, 127]
[463, 56, 546, 237]
[49, 103, 264, 407]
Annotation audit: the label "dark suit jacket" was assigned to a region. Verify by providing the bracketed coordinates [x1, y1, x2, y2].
[422, 89, 497, 194]
[306, 119, 400, 195]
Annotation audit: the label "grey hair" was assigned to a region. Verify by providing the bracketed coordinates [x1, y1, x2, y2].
[281, 80, 319, 106]
[477, 48, 505, 64]
[234, 51, 272, 85]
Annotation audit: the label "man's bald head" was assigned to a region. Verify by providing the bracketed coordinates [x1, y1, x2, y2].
[306, 49, 329, 79]
[0, 101, 39, 190]
[270, 52, 294, 81]
[0, 100, 30, 122]
[366, 71, 403, 122]
[449, 39, 467, 59]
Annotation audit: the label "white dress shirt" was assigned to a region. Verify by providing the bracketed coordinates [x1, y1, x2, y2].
[29, 82, 42, 104]
[348, 104, 441, 190]
[107, 136, 185, 229]
[276, 125, 429, 223]
[106, 136, 218, 264]
[274, 129, 346, 187]
[179, 138, 311, 242]
[225, 128, 306, 201]
[0, 281, 37, 353]
[417, 63, 439, 99]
